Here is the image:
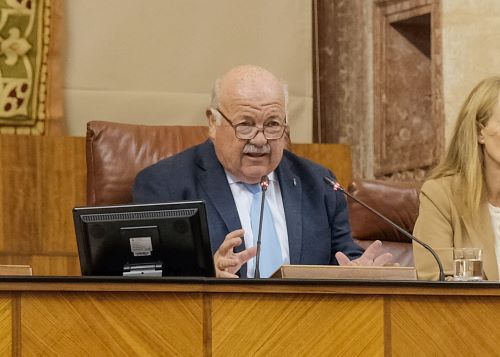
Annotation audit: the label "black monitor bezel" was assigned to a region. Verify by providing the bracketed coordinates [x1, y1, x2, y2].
[73, 201, 215, 277]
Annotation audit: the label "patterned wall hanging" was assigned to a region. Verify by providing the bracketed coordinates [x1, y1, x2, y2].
[0, 0, 63, 135]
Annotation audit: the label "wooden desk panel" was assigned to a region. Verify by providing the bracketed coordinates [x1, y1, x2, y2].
[212, 293, 384, 356]
[1, 279, 497, 356]
[390, 295, 500, 355]
[21, 291, 204, 356]
[0, 295, 12, 356]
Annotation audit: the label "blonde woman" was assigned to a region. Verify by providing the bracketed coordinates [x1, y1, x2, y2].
[413, 76, 500, 280]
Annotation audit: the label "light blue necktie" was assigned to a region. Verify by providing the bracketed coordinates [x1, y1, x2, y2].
[244, 183, 283, 278]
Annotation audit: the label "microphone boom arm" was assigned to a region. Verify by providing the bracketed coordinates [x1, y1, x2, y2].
[323, 176, 445, 281]
[254, 175, 270, 279]
[254, 187, 266, 278]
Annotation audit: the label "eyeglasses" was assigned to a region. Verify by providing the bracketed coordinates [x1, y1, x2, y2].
[214, 108, 287, 140]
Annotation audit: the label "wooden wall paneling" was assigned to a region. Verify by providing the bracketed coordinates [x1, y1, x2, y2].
[29, 256, 81, 276]
[39, 136, 86, 253]
[0, 135, 86, 275]
[0, 255, 80, 276]
[0, 135, 351, 276]
[0, 135, 42, 253]
[291, 143, 352, 187]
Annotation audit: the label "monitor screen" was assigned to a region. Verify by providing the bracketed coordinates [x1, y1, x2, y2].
[73, 201, 215, 277]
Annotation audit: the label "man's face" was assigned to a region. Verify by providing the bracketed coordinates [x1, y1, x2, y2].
[207, 71, 287, 184]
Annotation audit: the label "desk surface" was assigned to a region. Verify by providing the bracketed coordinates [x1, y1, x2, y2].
[1, 277, 499, 356]
[0, 275, 499, 295]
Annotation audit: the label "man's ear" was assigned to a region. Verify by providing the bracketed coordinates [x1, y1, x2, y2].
[206, 109, 217, 139]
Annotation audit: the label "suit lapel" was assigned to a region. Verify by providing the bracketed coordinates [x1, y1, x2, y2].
[276, 154, 303, 264]
[195, 141, 243, 251]
[462, 203, 498, 280]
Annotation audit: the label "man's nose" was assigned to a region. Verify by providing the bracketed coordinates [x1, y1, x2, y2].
[250, 129, 268, 145]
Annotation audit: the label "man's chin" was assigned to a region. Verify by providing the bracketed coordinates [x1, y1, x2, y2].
[238, 168, 271, 184]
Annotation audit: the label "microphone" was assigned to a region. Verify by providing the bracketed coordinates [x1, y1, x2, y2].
[254, 175, 269, 278]
[323, 176, 445, 281]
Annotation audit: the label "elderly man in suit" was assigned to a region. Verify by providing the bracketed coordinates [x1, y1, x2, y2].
[133, 65, 391, 278]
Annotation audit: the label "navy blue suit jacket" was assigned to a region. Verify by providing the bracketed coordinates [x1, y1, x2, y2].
[132, 140, 363, 276]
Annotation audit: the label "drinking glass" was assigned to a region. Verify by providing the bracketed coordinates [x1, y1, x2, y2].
[453, 248, 483, 281]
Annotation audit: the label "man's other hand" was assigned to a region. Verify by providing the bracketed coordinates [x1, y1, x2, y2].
[214, 229, 257, 278]
[335, 240, 394, 266]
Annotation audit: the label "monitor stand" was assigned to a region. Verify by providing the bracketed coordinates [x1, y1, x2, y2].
[123, 262, 163, 277]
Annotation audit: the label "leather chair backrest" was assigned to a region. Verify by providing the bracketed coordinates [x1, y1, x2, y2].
[86, 121, 208, 206]
[86, 121, 418, 266]
[347, 179, 422, 266]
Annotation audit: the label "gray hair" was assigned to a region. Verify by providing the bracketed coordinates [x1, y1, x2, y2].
[209, 77, 289, 125]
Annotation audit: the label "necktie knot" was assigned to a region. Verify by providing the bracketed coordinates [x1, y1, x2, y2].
[242, 183, 261, 195]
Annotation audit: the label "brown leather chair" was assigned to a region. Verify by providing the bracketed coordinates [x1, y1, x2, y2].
[347, 179, 422, 267]
[86, 121, 208, 205]
[86, 120, 421, 266]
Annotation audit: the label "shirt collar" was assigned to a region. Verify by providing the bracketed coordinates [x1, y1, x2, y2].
[225, 171, 276, 185]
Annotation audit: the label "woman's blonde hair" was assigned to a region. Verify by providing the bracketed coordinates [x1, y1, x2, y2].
[431, 76, 500, 212]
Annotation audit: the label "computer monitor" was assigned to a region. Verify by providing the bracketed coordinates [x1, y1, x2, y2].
[73, 201, 215, 277]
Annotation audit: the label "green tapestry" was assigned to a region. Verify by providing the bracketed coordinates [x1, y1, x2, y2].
[0, 0, 53, 134]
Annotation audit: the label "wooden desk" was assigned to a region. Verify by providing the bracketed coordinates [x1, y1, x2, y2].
[0, 278, 499, 356]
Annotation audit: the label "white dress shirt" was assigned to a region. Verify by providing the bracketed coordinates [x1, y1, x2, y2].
[488, 203, 500, 276]
[226, 171, 290, 277]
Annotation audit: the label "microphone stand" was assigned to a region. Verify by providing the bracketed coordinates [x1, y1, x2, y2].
[323, 176, 445, 281]
[254, 176, 270, 279]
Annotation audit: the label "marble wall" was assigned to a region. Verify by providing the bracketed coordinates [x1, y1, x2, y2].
[441, 0, 500, 144]
[316, 0, 441, 180]
[372, 0, 443, 180]
[317, 0, 500, 180]
[315, 0, 374, 178]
